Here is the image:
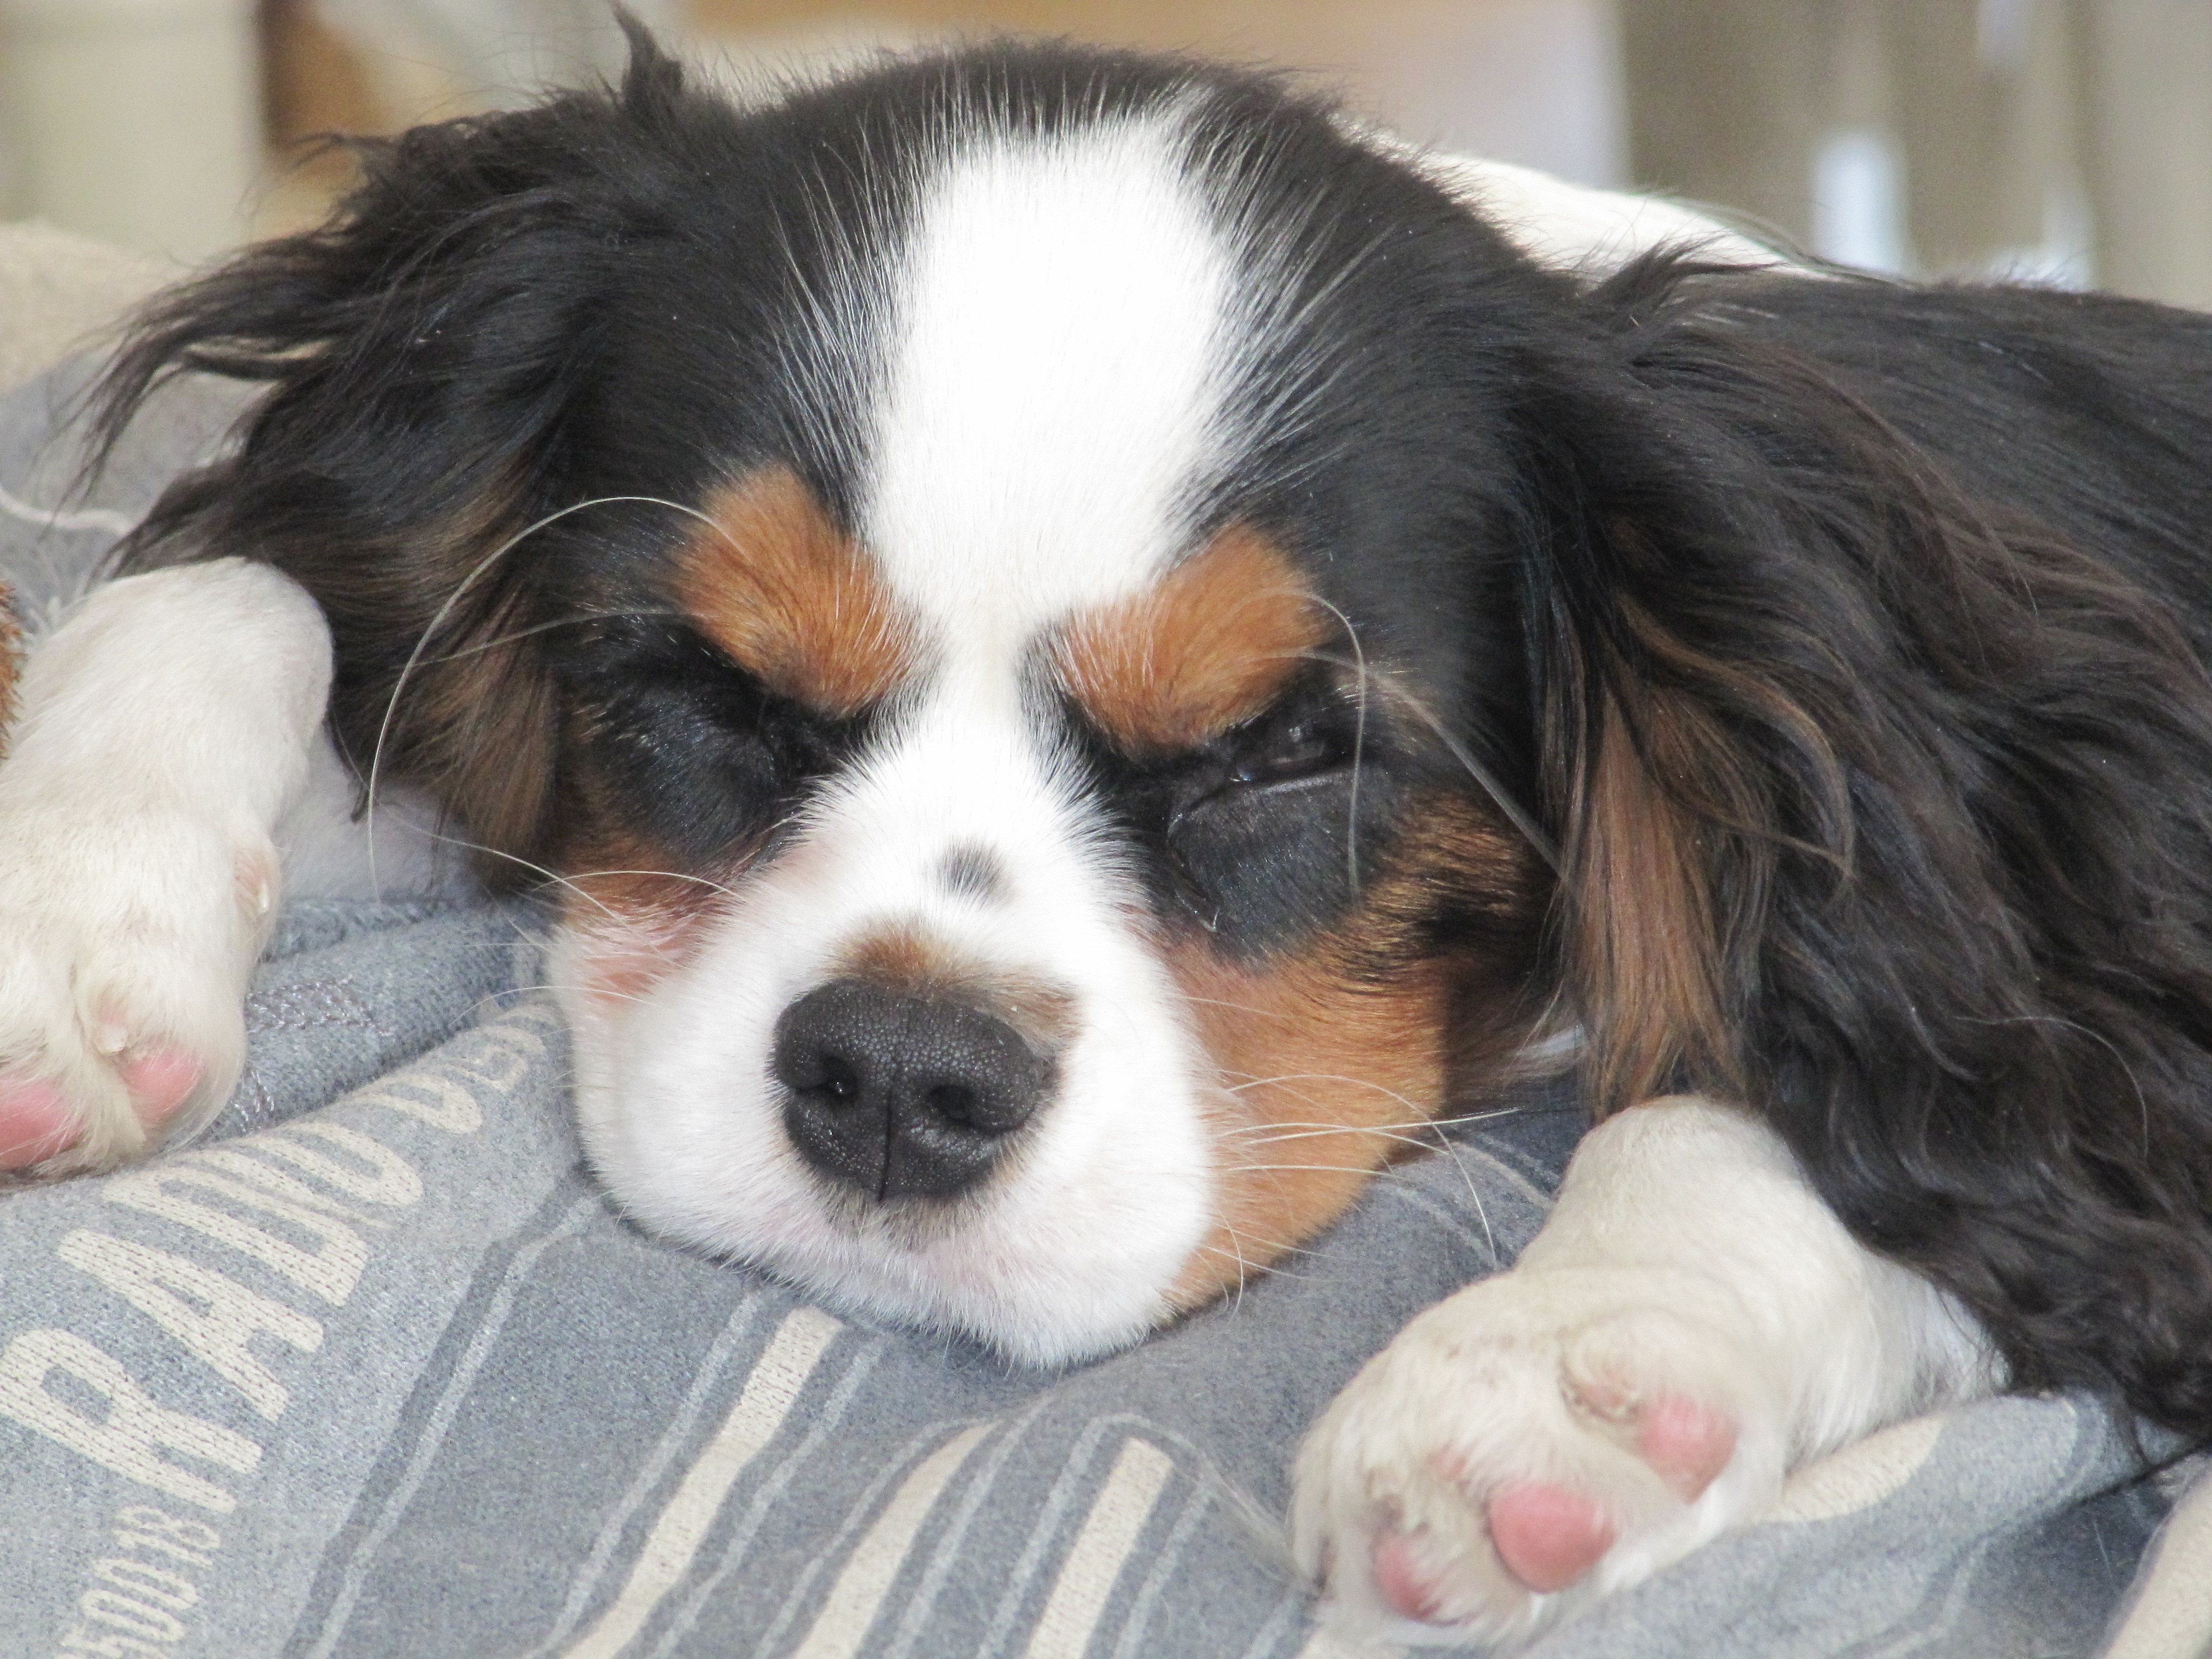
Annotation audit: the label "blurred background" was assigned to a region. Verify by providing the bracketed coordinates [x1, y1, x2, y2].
[0, 0, 2205, 306]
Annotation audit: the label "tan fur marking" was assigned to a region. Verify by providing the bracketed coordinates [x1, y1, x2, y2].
[1569, 596, 1779, 1117]
[1572, 692, 1730, 1114]
[834, 926, 1078, 1056]
[415, 577, 560, 864]
[1054, 524, 1327, 757]
[677, 466, 918, 716]
[349, 477, 564, 881]
[1163, 796, 1546, 1311]
[557, 828, 731, 1008]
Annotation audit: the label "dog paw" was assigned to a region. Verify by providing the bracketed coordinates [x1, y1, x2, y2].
[1292, 1265, 1790, 1647]
[0, 807, 276, 1176]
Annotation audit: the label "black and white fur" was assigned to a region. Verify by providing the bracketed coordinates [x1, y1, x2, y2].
[3, 28, 2210, 1647]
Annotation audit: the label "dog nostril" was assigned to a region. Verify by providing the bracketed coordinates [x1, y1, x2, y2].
[792, 1054, 862, 1105]
[772, 979, 1056, 1202]
[924, 1082, 977, 1127]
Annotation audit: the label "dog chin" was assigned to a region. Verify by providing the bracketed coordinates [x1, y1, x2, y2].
[551, 941, 1218, 1368]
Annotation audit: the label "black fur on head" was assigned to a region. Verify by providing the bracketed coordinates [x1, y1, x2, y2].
[90, 22, 2212, 1447]
[90, 33, 695, 864]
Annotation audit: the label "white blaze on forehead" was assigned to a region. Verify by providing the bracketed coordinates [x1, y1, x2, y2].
[864, 112, 1232, 650]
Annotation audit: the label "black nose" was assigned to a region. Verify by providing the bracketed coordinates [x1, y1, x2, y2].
[772, 980, 1055, 1201]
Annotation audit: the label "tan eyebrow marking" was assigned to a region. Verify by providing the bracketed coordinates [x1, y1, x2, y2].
[674, 465, 919, 716]
[1051, 523, 1330, 758]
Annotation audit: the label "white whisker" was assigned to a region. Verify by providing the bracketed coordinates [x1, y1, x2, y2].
[414, 826, 619, 920]
[568, 868, 745, 903]
[1222, 1072, 1425, 1112]
[416, 607, 690, 666]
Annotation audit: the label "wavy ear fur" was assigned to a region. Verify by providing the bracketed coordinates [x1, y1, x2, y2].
[1523, 257, 2212, 1443]
[92, 17, 696, 879]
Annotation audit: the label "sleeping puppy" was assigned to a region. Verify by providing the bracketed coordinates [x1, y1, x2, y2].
[4, 24, 2212, 1646]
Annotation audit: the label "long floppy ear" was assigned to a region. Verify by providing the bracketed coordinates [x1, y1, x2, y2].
[1515, 255, 2212, 1433]
[1520, 267, 1895, 1118]
[90, 17, 691, 879]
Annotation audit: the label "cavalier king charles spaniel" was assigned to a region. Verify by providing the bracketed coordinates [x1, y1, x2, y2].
[3, 21, 2209, 1646]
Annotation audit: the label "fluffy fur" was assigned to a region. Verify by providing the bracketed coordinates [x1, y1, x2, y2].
[2, 20, 2209, 1642]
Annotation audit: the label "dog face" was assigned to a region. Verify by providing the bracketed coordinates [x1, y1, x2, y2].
[519, 69, 1552, 1360]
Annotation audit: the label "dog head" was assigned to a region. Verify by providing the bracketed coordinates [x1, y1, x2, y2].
[102, 30, 1827, 1362]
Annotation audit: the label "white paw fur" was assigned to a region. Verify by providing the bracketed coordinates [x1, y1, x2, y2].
[1293, 1265, 1787, 1645]
[0, 561, 331, 1173]
[1293, 1098, 1994, 1647]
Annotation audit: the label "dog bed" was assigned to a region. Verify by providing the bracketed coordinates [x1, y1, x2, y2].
[1, 228, 2206, 1659]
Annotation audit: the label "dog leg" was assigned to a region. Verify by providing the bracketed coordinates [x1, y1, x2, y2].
[1292, 1095, 1994, 1647]
[0, 560, 330, 1175]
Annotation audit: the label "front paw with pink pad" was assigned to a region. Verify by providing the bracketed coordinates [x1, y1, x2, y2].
[0, 807, 274, 1177]
[1292, 1266, 1788, 1648]
[0, 1049, 208, 1168]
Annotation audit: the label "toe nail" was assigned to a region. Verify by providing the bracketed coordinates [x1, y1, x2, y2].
[236, 850, 276, 916]
[1488, 1483, 1615, 1593]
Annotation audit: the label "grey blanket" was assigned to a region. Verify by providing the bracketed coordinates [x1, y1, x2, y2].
[3, 361, 2206, 1659]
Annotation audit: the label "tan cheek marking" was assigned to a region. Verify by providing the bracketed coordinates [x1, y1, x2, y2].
[676, 465, 918, 717]
[833, 926, 1078, 1056]
[557, 830, 736, 1010]
[1054, 523, 1328, 757]
[1162, 942, 1453, 1312]
[1162, 796, 1548, 1312]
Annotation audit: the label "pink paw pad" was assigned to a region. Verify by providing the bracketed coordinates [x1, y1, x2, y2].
[1371, 1529, 1449, 1623]
[122, 1048, 203, 1128]
[1637, 1395, 1738, 1500]
[0, 1077, 81, 1169]
[1486, 1483, 1616, 1593]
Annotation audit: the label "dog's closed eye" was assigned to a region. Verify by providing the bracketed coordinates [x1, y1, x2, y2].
[1224, 712, 1355, 790]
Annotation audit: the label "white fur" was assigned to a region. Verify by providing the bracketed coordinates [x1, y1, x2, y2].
[275, 727, 468, 904]
[1423, 154, 1789, 275]
[561, 114, 1239, 1363]
[865, 112, 1232, 638]
[0, 562, 330, 1167]
[0, 561, 471, 1172]
[1292, 1097, 1994, 1647]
